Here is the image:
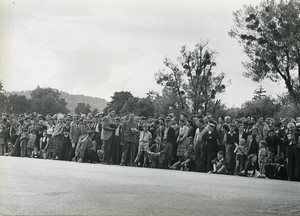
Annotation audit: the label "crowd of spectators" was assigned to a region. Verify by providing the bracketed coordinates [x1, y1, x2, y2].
[0, 109, 299, 181]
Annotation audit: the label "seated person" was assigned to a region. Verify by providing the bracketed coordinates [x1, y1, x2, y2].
[209, 151, 228, 174]
[147, 137, 166, 168]
[265, 151, 288, 179]
[31, 146, 40, 158]
[171, 150, 195, 171]
[77, 131, 97, 163]
[240, 154, 259, 177]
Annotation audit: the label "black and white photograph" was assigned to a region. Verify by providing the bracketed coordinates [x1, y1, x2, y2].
[0, 0, 300, 215]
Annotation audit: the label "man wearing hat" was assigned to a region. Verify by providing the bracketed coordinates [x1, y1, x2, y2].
[161, 117, 176, 168]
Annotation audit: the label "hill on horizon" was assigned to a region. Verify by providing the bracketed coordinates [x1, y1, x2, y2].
[6, 89, 108, 113]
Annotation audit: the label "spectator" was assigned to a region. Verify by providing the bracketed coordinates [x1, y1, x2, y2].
[162, 117, 176, 168]
[240, 154, 259, 177]
[39, 130, 48, 159]
[225, 124, 238, 174]
[258, 140, 267, 178]
[234, 138, 247, 175]
[246, 127, 260, 156]
[265, 129, 281, 156]
[113, 117, 123, 165]
[101, 108, 116, 164]
[20, 127, 29, 157]
[134, 123, 152, 167]
[171, 150, 195, 171]
[210, 151, 228, 174]
[176, 120, 189, 160]
[121, 114, 138, 166]
[148, 136, 166, 168]
[202, 123, 219, 172]
[52, 116, 64, 160]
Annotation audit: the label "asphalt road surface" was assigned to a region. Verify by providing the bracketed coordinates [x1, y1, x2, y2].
[0, 156, 300, 216]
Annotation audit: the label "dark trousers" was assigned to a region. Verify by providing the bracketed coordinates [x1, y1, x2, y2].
[165, 141, 173, 167]
[84, 149, 97, 163]
[226, 144, 235, 173]
[53, 135, 63, 159]
[103, 135, 113, 163]
[194, 141, 202, 171]
[287, 147, 300, 181]
[110, 136, 117, 164]
[61, 138, 71, 161]
[207, 151, 217, 172]
[68, 148, 75, 161]
[172, 142, 178, 164]
[112, 136, 122, 165]
[14, 136, 21, 157]
[121, 141, 136, 165]
[199, 147, 207, 172]
[93, 132, 102, 150]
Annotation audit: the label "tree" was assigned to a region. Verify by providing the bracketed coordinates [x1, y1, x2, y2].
[30, 86, 69, 115]
[240, 95, 278, 117]
[153, 87, 185, 118]
[75, 102, 92, 115]
[119, 97, 140, 116]
[6, 94, 31, 114]
[155, 41, 227, 115]
[103, 91, 134, 115]
[134, 98, 155, 117]
[276, 92, 300, 118]
[229, 0, 300, 104]
[0, 80, 6, 113]
[253, 85, 266, 101]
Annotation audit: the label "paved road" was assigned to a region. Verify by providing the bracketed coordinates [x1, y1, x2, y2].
[0, 156, 299, 215]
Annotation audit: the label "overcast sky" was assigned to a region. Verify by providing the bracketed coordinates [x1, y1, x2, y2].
[0, 0, 286, 107]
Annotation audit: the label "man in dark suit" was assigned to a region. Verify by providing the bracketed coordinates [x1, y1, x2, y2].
[101, 108, 116, 164]
[161, 117, 176, 168]
[202, 123, 219, 172]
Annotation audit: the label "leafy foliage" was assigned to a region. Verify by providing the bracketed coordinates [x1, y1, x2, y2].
[155, 41, 227, 115]
[0, 81, 6, 113]
[229, 0, 300, 104]
[30, 86, 69, 114]
[103, 91, 155, 117]
[75, 102, 92, 115]
[5, 94, 31, 114]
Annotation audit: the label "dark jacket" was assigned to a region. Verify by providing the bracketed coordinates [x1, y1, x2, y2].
[122, 120, 138, 143]
[203, 130, 219, 153]
[162, 126, 176, 144]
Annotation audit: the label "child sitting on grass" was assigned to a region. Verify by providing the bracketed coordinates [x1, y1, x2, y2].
[209, 151, 228, 174]
[240, 154, 259, 177]
[170, 150, 195, 171]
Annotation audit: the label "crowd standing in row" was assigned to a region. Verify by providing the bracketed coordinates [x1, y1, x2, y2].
[0, 109, 299, 181]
